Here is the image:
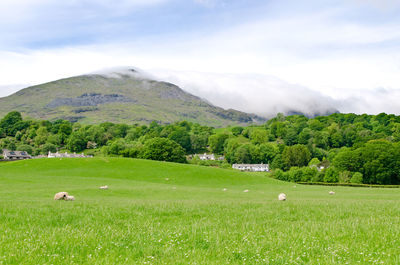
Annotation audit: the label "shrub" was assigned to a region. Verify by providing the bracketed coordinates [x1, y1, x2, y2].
[273, 169, 286, 181]
[323, 167, 339, 183]
[338, 170, 351, 183]
[351, 172, 363, 184]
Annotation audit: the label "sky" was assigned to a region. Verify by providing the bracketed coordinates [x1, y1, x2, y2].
[1, 0, 400, 117]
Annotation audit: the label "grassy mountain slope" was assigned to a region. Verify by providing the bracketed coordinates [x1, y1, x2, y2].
[0, 70, 266, 126]
[0, 157, 399, 264]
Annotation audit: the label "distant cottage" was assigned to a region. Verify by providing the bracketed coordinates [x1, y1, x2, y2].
[196, 153, 225, 161]
[2, 150, 32, 160]
[47, 151, 93, 158]
[232, 164, 269, 172]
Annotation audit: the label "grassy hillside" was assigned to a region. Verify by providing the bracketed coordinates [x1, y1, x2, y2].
[0, 158, 399, 264]
[0, 71, 265, 127]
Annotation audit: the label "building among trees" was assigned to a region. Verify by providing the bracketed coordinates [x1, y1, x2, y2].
[2, 150, 32, 160]
[232, 164, 269, 172]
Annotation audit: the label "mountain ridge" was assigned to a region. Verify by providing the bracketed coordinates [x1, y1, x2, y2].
[0, 69, 267, 127]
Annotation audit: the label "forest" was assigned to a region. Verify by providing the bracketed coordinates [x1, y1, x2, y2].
[1, 111, 400, 185]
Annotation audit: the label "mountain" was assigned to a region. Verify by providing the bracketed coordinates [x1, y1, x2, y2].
[0, 69, 266, 127]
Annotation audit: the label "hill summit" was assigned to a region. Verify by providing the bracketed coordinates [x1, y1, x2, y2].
[0, 68, 266, 126]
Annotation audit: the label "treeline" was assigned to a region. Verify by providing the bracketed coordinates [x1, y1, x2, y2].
[1, 111, 400, 185]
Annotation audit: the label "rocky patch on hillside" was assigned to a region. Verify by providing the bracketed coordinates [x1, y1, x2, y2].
[46, 93, 135, 108]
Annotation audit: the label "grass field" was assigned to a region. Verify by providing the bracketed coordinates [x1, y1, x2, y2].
[0, 158, 399, 264]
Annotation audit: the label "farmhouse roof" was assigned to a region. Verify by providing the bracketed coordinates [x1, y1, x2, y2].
[2, 149, 32, 159]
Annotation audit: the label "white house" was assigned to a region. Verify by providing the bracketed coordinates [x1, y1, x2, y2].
[232, 164, 270, 172]
[48, 151, 93, 158]
[198, 153, 215, 160]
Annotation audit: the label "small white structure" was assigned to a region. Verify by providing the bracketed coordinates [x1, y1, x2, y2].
[329, 191, 335, 195]
[197, 153, 215, 160]
[48, 151, 93, 158]
[232, 164, 269, 172]
[278, 193, 287, 201]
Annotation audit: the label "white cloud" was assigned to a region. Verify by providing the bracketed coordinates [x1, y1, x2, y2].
[149, 70, 339, 117]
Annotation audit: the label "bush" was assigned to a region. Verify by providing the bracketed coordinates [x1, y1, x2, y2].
[323, 167, 339, 183]
[338, 170, 351, 183]
[300, 167, 318, 182]
[273, 169, 286, 181]
[351, 172, 363, 184]
[287, 167, 303, 182]
[312, 171, 324, 182]
[41, 143, 57, 154]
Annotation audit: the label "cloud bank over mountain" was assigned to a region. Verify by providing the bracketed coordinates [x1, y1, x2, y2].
[149, 69, 400, 117]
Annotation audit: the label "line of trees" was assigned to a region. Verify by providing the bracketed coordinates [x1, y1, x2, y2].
[1, 111, 400, 184]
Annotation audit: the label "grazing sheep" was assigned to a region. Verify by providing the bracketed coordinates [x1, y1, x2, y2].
[243, 189, 249, 193]
[65, 195, 75, 201]
[165, 178, 170, 181]
[54, 192, 69, 200]
[278, 193, 287, 201]
[329, 191, 335, 195]
[99, 185, 109, 190]
[222, 188, 227, 192]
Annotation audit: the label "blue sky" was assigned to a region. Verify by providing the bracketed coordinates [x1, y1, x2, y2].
[1, 0, 400, 115]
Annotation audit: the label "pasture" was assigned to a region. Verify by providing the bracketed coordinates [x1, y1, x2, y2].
[0, 158, 399, 264]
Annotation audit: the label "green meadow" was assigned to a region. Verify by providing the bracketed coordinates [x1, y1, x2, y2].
[0, 158, 399, 264]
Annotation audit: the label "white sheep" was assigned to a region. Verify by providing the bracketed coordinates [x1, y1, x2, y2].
[54, 192, 69, 200]
[329, 191, 335, 195]
[65, 195, 75, 201]
[243, 189, 249, 193]
[278, 193, 287, 201]
[222, 188, 227, 192]
[99, 185, 109, 190]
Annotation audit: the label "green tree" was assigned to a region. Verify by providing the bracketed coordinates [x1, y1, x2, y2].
[208, 133, 229, 155]
[282, 144, 311, 170]
[231, 126, 244, 136]
[66, 131, 87, 152]
[250, 129, 268, 145]
[41, 143, 57, 154]
[16, 144, 33, 155]
[190, 132, 209, 153]
[323, 167, 339, 183]
[257, 143, 278, 164]
[140, 137, 186, 163]
[168, 129, 191, 152]
[270, 154, 285, 170]
[0, 111, 26, 136]
[234, 144, 256, 164]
